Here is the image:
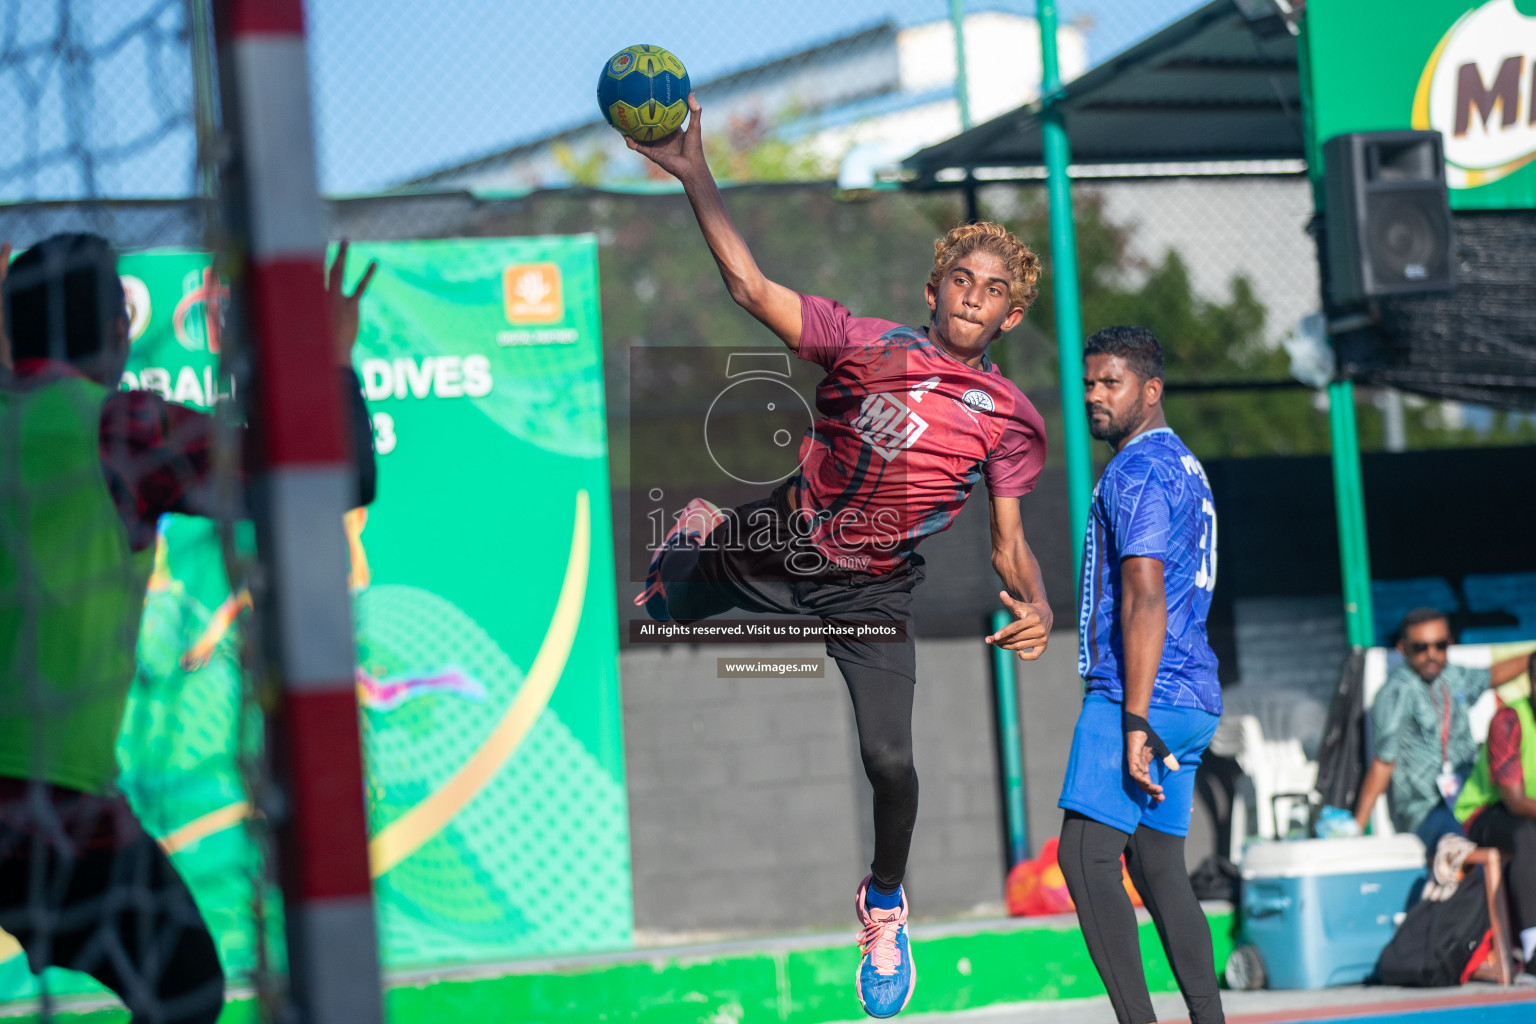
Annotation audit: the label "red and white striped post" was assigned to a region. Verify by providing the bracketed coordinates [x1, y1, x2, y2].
[211, 3, 382, 1022]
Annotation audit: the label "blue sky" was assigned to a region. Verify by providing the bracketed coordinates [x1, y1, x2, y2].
[305, 0, 1204, 193]
[0, 1, 1204, 200]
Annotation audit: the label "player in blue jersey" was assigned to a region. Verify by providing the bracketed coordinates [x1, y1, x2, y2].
[1057, 327, 1225, 1024]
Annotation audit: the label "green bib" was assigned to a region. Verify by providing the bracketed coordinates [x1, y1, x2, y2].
[0, 377, 153, 794]
[1454, 698, 1536, 823]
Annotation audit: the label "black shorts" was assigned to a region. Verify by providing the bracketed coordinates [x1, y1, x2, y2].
[660, 483, 924, 682]
[0, 780, 225, 1023]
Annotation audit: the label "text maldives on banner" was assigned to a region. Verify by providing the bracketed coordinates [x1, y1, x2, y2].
[344, 235, 630, 966]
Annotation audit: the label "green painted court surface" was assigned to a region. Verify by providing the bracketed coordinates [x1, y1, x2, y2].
[6, 903, 1534, 1024]
[5, 907, 1230, 1022]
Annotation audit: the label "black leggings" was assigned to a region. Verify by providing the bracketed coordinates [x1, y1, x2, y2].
[842, 661, 917, 893]
[659, 495, 921, 892]
[1059, 811, 1224, 1024]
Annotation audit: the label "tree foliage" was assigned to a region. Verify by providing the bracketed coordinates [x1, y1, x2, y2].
[480, 180, 1533, 469]
[986, 189, 1319, 460]
[701, 107, 836, 184]
[987, 188, 1535, 460]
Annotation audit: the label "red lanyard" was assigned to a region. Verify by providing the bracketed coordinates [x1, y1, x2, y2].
[1440, 685, 1451, 767]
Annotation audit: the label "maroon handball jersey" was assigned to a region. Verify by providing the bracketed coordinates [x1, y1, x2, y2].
[788, 293, 1047, 574]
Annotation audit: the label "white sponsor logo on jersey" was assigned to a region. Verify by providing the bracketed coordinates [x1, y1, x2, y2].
[852, 392, 929, 462]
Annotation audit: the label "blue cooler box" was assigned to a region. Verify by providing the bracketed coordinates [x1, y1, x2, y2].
[1241, 834, 1425, 989]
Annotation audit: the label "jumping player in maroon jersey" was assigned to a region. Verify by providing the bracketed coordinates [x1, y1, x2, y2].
[628, 95, 1052, 1019]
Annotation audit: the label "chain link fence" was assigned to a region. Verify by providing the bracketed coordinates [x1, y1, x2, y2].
[303, 0, 1530, 451]
[304, 1, 1194, 195]
[6, 0, 1536, 1012]
[7, 2, 1528, 446]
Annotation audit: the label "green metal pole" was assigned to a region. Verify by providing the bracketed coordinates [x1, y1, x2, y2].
[1326, 382, 1357, 644]
[1038, 0, 1093, 581]
[991, 610, 1029, 865]
[1327, 380, 1376, 647]
[949, 0, 973, 130]
[1340, 385, 1377, 644]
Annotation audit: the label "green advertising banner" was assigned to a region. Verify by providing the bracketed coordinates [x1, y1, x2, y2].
[1306, 0, 1536, 209]
[0, 235, 629, 1005]
[348, 237, 630, 965]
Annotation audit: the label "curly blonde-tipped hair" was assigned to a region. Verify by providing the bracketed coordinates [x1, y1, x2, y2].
[927, 222, 1041, 313]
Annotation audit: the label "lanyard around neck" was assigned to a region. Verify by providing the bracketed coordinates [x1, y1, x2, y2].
[1439, 683, 1451, 767]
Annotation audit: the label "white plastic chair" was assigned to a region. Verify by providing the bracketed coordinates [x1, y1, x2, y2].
[1212, 713, 1317, 858]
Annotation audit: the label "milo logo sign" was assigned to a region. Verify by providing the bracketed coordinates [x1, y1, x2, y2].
[1413, 0, 1536, 187]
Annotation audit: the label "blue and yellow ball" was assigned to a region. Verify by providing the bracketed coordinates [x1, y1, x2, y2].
[597, 45, 690, 143]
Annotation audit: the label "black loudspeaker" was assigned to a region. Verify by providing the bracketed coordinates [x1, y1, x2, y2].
[1322, 131, 1454, 306]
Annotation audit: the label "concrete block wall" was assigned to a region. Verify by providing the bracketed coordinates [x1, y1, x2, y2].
[621, 632, 1095, 937]
[621, 630, 1216, 938]
[622, 644, 863, 935]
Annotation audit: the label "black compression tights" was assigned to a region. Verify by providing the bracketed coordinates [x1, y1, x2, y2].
[1058, 812, 1224, 1024]
[841, 659, 918, 893]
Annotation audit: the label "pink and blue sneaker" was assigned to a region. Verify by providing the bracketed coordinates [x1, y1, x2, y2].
[854, 875, 915, 1018]
[632, 497, 727, 621]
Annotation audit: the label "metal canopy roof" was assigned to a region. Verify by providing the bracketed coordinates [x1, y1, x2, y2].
[902, 0, 1305, 188]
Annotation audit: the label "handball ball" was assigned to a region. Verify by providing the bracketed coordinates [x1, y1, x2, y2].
[597, 44, 690, 142]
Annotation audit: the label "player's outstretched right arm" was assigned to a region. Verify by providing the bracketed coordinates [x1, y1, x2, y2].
[626, 94, 803, 351]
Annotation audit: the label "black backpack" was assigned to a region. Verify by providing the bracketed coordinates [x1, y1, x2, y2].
[1375, 866, 1491, 987]
[1189, 854, 1240, 904]
[1314, 649, 1367, 813]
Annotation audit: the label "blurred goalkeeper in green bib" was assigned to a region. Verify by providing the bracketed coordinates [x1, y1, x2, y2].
[0, 234, 376, 1023]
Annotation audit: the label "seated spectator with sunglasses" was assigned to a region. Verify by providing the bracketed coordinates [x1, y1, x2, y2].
[1353, 608, 1532, 853]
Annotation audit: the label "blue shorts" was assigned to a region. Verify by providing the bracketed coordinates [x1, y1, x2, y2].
[1057, 692, 1221, 837]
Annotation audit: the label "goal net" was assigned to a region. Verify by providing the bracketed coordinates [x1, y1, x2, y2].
[0, 3, 375, 1021]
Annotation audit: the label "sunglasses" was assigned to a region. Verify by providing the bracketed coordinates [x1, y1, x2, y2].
[1407, 640, 1450, 655]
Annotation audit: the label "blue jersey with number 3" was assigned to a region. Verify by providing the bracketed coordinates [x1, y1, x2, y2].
[1078, 428, 1221, 714]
